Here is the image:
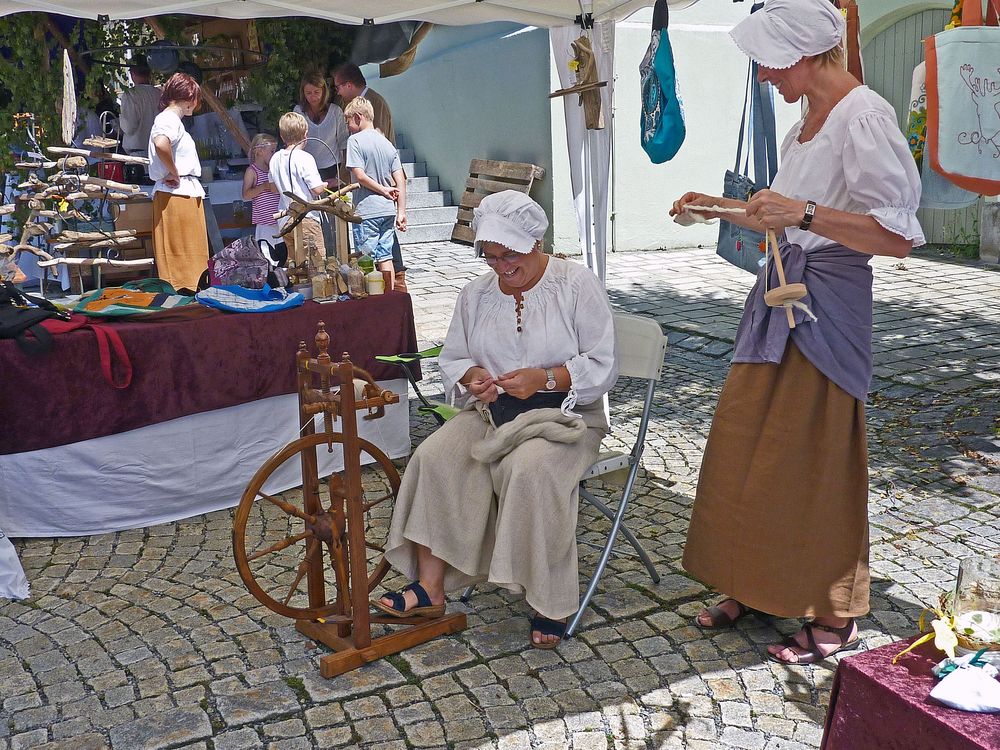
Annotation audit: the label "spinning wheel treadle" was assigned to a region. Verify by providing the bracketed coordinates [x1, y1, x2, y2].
[232, 322, 466, 678]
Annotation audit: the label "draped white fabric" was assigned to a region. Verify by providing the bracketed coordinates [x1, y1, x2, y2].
[0, 1, 673, 24]
[0, 380, 410, 539]
[551, 22, 615, 283]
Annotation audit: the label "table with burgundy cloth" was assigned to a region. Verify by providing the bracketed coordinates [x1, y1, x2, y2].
[822, 638, 1000, 750]
[0, 292, 419, 542]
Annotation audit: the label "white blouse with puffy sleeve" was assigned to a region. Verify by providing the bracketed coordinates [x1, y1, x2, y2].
[770, 86, 925, 251]
[438, 257, 618, 412]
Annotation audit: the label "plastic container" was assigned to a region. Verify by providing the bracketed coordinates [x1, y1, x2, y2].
[365, 269, 385, 295]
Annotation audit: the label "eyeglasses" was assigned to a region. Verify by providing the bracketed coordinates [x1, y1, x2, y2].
[482, 251, 523, 267]
[333, 80, 349, 89]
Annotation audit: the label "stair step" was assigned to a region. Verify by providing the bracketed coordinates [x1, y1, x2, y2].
[401, 162, 427, 178]
[408, 206, 458, 225]
[396, 147, 414, 162]
[407, 190, 452, 208]
[400, 222, 454, 244]
[404, 176, 438, 193]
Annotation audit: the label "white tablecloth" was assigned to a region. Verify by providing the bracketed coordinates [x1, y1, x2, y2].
[0, 379, 409, 539]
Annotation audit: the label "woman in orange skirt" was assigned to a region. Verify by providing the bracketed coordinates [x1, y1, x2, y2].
[671, 0, 924, 664]
[148, 72, 208, 293]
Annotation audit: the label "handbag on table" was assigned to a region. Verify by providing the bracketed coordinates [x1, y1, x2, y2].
[925, 0, 1000, 195]
[717, 4, 778, 276]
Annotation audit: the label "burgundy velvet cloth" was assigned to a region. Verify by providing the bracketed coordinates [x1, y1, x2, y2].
[822, 638, 1000, 750]
[1, 293, 419, 455]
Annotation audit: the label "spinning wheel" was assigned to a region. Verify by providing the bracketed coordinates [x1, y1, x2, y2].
[233, 323, 465, 678]
[232, 432, 399, 621]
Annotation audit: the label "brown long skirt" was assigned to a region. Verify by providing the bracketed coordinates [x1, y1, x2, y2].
[682, 342, 870, 619]
[152, 191, 209, 292]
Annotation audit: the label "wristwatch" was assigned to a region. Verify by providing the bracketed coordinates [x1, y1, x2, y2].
[544, 368, 557, 391]
[799, 200, 817, 231]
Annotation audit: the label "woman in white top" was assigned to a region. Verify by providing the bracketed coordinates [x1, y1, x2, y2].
[671, 0, 923, 665]
[292, 71, 347, 183]
[378, 191, 618, 650]
[148, 72, 208, 293]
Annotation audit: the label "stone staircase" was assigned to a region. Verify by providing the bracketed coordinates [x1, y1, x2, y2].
[396, 133, 458, 244]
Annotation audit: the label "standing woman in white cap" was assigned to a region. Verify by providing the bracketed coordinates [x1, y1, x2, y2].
[671, 0, 924, 664]
[376, 190, 618, 649]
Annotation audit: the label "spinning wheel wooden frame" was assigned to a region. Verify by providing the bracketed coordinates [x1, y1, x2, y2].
[233, 323, 466, 678]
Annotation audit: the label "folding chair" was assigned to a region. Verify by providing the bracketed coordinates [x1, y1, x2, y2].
[456, 312, 667, 638]
[565, 311, 666, 637]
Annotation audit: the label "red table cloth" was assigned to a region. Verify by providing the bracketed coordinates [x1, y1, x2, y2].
[822, 638, 1000, 749]
[1, 292, 418, 455]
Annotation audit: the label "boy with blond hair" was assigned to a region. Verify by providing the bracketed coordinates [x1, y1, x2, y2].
[270, 111, 336, 270]
[344, 97, 406, 289]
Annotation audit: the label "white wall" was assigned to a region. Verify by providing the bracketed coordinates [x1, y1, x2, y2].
[549, 3, 801, 252]
[365, 23, 555, 239]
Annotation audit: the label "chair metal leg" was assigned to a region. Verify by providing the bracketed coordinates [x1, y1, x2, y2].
[579, 486, 659, 584]
[460, 585, 475, 603]
[567, 461, 657, 639]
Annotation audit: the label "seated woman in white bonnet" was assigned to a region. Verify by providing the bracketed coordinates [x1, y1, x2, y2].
[375, 190, 618, 649]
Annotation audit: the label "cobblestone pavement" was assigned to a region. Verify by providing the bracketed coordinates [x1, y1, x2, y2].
[3, 243, 999, 750]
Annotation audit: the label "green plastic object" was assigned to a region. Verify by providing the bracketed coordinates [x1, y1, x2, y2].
[357, 253, 375, 274]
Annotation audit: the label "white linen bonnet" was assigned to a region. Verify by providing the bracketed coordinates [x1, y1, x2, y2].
[730, 0, 846, 70]
[472, 190, 548, 255]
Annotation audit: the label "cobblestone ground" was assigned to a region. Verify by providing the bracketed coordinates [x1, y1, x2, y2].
[3, 243, 999, 750]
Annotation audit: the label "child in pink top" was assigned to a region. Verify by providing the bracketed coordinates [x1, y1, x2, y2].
[242, 134, 283, 261]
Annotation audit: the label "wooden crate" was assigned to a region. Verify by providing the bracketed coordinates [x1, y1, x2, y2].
[451, 159, 545, 246]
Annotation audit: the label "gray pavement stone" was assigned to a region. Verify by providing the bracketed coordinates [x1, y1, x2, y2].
[4, 245, 1000, 749]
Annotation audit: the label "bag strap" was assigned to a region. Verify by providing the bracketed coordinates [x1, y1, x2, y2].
[651, 0, 669, 31]
[734, 59, 755, 173]
[14, 322, 52, 356]
[89, 321, 133, 389]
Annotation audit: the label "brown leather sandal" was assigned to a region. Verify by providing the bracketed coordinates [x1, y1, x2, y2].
[767, 619, 862, 665]
[695, 598, 754, 629]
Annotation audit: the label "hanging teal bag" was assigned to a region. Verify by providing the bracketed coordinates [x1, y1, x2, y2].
[640, 0, 686, 163]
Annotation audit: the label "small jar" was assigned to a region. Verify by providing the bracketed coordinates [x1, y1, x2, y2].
[365, 269, 385, 295]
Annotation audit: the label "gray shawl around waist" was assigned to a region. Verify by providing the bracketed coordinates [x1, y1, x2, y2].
[731, 241, 873, 402]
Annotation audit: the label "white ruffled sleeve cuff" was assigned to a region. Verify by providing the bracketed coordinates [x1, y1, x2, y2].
[868, 205, 926, 247]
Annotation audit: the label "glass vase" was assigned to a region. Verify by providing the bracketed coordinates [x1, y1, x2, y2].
[953, 555, 1000, 661]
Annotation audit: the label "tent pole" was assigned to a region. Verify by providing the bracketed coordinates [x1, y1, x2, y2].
[583, 127, 595, 278]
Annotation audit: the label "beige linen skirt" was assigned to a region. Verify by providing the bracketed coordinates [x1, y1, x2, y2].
[384, 404, 605, 620]
[682, 342, 870, 619]
[152, 191, 209, 292]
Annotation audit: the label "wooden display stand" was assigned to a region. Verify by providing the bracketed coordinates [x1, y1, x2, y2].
[0, 127, 155, 293]
[232, 324, 466, 678]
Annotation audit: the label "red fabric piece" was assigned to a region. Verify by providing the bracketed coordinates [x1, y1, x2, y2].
[822, 638, 1000, 750]
[1, 293, 419, 454]
[40, 315, 133, 390]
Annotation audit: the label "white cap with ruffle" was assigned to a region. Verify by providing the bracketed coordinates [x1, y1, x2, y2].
[472, 190, 548, 256]
[730, 0, 846, 70]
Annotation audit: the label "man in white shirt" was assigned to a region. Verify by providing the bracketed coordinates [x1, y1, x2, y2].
[119, 59, 161, 157]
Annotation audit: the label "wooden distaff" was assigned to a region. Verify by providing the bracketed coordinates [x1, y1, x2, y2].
[762, 228, 806, 329]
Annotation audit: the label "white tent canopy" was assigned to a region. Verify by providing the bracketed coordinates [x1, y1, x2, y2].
[0, 0, 683, 25]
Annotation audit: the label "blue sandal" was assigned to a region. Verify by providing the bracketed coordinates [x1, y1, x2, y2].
[371, 581, 446, 618]
[530, 614, 567, 650]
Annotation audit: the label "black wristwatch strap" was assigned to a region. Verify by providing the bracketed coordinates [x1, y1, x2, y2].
[799, 200, 817, 231]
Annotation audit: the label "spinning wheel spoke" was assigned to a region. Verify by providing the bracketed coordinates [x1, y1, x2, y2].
[362, 492, 393, 512]
[282, 538, 319, 606]
[248, 530, 313, 561]
[259, 491, 317, 524]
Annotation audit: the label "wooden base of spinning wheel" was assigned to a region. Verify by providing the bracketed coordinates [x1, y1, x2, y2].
[233, 323, 466, 679]
[297, 612, 468, 679]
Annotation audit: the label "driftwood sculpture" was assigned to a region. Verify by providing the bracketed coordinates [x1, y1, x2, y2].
[232, 324, 466, 678]
[550, 34, 608, 130]
[274, 182, 362, 275]
[0, 118, 154, 293]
